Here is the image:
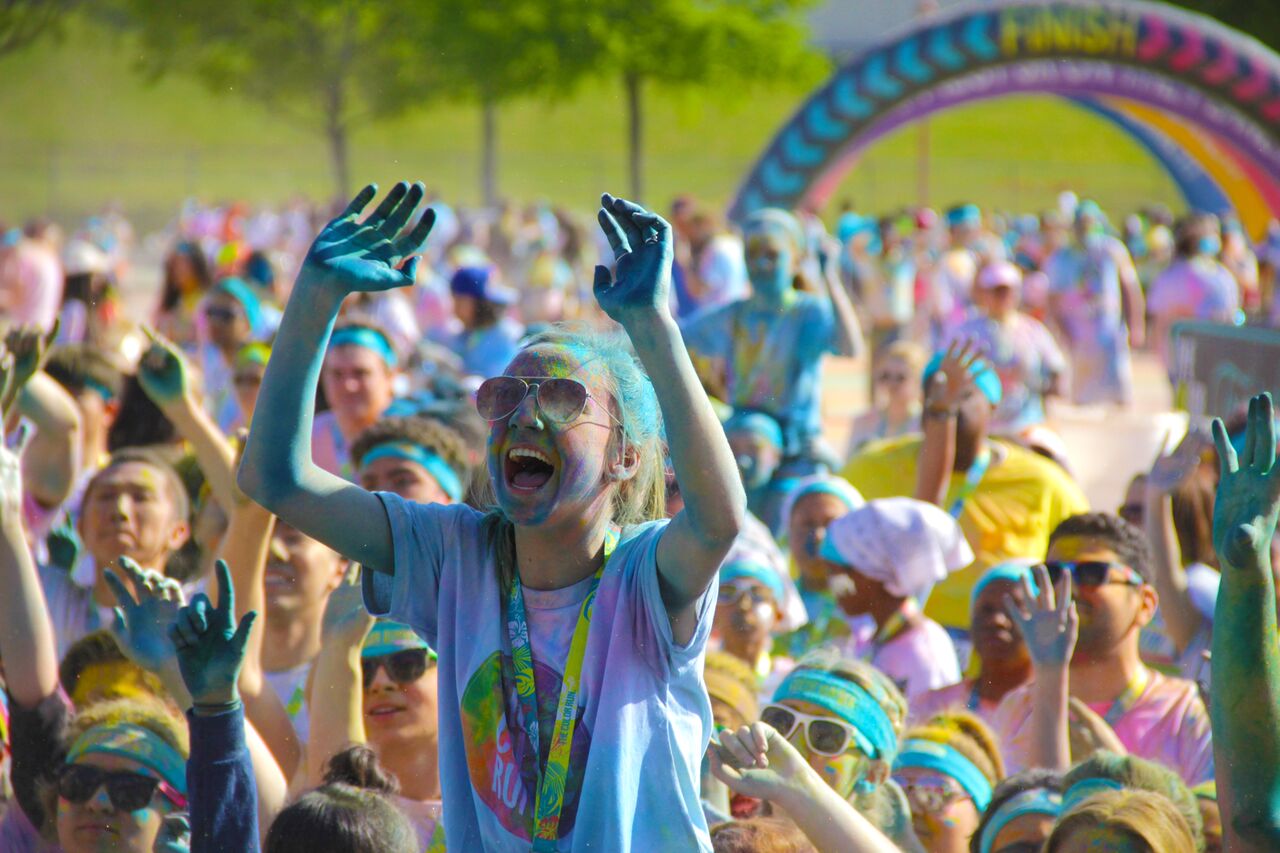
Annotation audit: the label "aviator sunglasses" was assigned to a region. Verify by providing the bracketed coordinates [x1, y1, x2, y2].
[56, 764, 187, 812]
[475, 375, 625, 429]
[1042, 560, 1144, 588]
[361, 648, 435, 689]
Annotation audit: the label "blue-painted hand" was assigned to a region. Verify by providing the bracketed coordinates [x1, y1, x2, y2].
[169, 560, 257, 709]
[45, 520, 82, 574]
[593, 193, 673, 326]
[300, 182, 436, 295]
[1006, 562, 1078, 670]
[106, 556, 185, 676]
[1212, 392, 1280, 575]
[137, 326, 191, 407]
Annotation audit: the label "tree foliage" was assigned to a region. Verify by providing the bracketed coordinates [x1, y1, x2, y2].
[1167, 0, 1280, 54]
[1, 0, 74, 57]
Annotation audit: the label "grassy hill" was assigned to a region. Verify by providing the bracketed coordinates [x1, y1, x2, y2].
[0, 18, 1180, 231]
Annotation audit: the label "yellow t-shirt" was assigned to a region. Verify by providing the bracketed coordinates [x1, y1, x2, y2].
[840, 436, 1089, 629]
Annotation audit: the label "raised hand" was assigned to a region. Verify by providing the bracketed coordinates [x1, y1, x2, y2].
[593, 193, 673, 326]
[0, 422, 31, 524]
[1148, 427, 1208, 494]
[709, 721, 811, 801]
[1006, 562, 1078, 669]
[301, 182, 435, 295]
[1212, 392, 1280, 574]
[1067, 696, 1127, 760]
[106, 556, 185, 676]
[137, 325, 193, 408]
[169, 559, 257, 711]
[926, 338, 981, 412]
[45, 519, 83, 574]
[1, 320, 58, 418]
[320, 567, 374, 649]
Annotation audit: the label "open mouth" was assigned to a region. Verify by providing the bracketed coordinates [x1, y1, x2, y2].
[366, 703, 405, 719]
[504, 446, 557, 492]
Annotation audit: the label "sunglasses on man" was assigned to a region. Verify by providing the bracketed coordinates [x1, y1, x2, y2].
[56, 763, 187, 812]
[1042, 560, 1143, 588]
[361, 648, 435, 689]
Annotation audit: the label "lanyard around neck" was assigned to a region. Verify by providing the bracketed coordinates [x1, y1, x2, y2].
[506, 529, 617, 848]
[1102, 666, 1150, 727]
[872, 598, 918, 651]
[948, 444, 992, 518]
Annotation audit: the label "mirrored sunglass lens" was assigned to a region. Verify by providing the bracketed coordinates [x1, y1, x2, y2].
[760, 706, 797, 736]
[537, 379, 588, 422]
[476, 378, 526, 420]
[808, 720, 851, 755]
[1043, 562, 1064, 585]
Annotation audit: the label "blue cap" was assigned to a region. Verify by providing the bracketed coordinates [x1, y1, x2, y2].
[946, 204, 981, 228]
[451, 266, 516, 305]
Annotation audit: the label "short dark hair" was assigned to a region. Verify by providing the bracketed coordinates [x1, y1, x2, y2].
[264, 784, 417, 853]
[84, 448, 191, 524]
[349, 415, 469, 479]
[970, 769, 1063, 853]
[45, 344, 124, 400]
[1047, 513, 1154, 583]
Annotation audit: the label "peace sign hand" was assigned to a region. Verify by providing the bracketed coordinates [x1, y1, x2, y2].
[1006, 562, 1078, 670]
[169, 560, 258, 711]
[593, 193, 674, 327]
[1212, 392, 1280, 575]
[301, 182, 436, 296]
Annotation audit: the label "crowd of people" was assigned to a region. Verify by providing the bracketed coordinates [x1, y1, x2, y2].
[0, 180, 1277, 853]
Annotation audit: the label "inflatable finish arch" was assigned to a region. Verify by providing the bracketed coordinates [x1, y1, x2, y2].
[730, 0, 1280, 236]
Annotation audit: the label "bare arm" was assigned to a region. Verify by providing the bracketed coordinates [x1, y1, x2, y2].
[238, 183, 435, 574]
[0, 426, 59, 706]
[17, 372, 82, 509]
[302, 581, 373, 790]
[711, 723, 898, 853]
[594, 195, 745, 644]
[1117, 245, 1146, 349]
[137, 328, 239, 513]
[1210, 395, 1280, 850]
[817, 249, 865, 359]
[1008, 565, 1077, 771]
[914, 341, 979, 507]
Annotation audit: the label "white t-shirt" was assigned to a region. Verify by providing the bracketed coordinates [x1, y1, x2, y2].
[362, 495, 716, 852]
[264, 662, 313, 743]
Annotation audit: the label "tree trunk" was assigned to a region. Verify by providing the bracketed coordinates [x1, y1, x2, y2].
[327, 120, 351, 201]
[482, 98, 497, 208]
[625, 71, 643, 203]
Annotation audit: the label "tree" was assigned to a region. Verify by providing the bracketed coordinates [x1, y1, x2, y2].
[110, 0, 434, 198]
[1, 0, 74, 57]
[419, 1, 595, 207]
[580, 0, 826, 203]
[1167, 1, 1280, 54]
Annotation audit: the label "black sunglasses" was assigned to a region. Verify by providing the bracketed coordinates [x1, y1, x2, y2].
[56, 763, 187, 812]
[204, 305, 240, 323]
[361, 648, 434, 689]
[1043, 560, 1143, 588]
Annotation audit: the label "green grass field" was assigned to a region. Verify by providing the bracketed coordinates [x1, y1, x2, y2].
[0, 18, 1181, 230]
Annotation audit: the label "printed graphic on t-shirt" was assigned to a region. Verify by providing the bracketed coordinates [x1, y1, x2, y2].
[460, 650, 592, 841]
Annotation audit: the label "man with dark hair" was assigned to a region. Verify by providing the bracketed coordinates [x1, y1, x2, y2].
[39, 449, 190, 657]
[350, 415, 470, 506]
[990, 512, 1214, 785]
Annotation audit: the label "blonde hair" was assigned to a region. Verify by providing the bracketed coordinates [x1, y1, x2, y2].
[903, 710, 1004, 786]
[477, 323, 666, 595]
[1046, 789, 1196, 853]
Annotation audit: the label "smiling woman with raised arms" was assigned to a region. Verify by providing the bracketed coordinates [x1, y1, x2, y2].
[238, 183, 745, 851]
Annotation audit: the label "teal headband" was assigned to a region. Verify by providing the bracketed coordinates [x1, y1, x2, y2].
[923, 352, 1002, 406]
[720, 560, 786, 603]
[894, 738, 993, 812]
[978, 788, 1063, 853]
[773, 670, 897, 761]
[330, 327, 397, 368]
[67, 722, 187, 795]
[82, 376, 116, 402]
[972, 561, 1040, 607]
[358, 442, 464, 502]
[724, 411, 784, 449]
[362, 619, 434, 659]
[214, 277, 262, 333]
[1061, 776, 1123, 813]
